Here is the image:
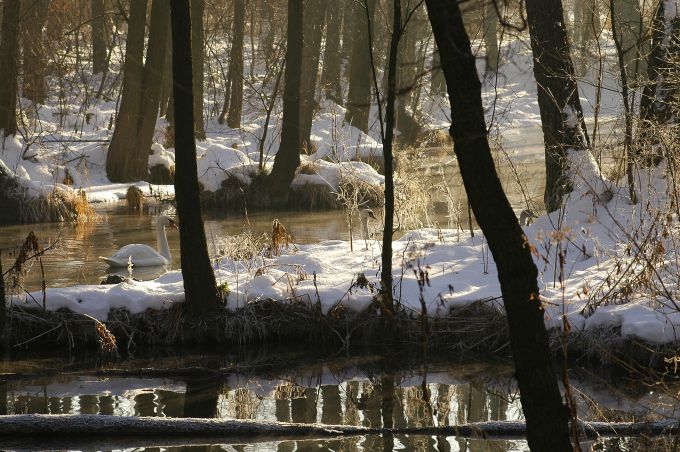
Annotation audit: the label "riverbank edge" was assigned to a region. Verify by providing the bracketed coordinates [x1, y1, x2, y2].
[3, 299, 677, 369]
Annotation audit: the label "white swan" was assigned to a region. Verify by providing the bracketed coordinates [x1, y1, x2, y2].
[100, 215, 178, 267]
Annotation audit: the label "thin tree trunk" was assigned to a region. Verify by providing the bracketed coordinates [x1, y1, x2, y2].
[300, 0, 327, 152]
[170, 0, 221, 317]
[381, 0, 402, 313]
[0, 0, 20, 136]
[265, 0, 303, 206]
[424, 1, 572, 450]
[345, 0, 377, 134]
[21, 0, 50, 105]
[191, 0, 205, 140]
[321, 0, 343, 104]
[638, 0, 678, 166]
[484, 0, 499, 73]
[525, 0, 593, 212]
[612, 0, 646, 80]
[91, 0, 107, 74]
[226, 0, 245, 129]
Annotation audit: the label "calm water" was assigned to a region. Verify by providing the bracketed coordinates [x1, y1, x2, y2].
[1, 353, 673, 451]
[0, 148, 546, 291]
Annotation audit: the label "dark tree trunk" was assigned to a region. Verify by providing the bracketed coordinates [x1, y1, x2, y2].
[381, 0, 401, 313]
[638, 1, 679, 166]
[300, 0, 327, 152]
[91, 0, 108, 74]
[170, 0, 221, 317]
[107, 0, 169, 183]
[340, 0, 353, 61]
[424, 1, 572, 450]
[345, 0, 376, 134]
[21, 0, 50, 105]
[105, 0, 148, 182]
[260, 0, 275, 61]
[321, 0, 343, 104]
[0, 0, 20, 136]
[191, 0, 205, 140]
[525, 0, 592, 212]
[226, 0, 245, 129]
[265, 0, 303, 206]
[183, 377, 221, 418]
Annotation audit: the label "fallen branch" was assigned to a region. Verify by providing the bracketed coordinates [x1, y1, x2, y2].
[0, 414, 677, 441]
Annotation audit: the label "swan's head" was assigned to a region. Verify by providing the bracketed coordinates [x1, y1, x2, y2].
[157, 215, 178, 229]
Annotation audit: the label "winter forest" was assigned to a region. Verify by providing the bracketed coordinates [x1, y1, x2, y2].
[2, 0, 680, 450]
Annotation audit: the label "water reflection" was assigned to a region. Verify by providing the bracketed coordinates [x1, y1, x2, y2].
[4, 359, 680, 452]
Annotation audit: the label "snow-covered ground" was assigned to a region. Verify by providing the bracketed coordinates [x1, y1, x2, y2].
[6, 30, 680, 348]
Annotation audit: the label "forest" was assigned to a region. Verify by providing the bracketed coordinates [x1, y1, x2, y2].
[1, 0, 680, 450]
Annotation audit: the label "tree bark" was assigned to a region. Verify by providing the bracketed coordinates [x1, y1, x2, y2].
[191, 0, 205, 140]
[638, 0, 679, 165]
[105, 0, 148, 182]
[226, 0, 245, 129]
[380, 0, 402, 313]
[484, 0, 499, 73]
[0, 0, 20, 136]
[424, 0, 572, 450]
[20, 0, 50, 105]
[106, 0, 169, 183]
[612, 0, 647, 80]
[91, 0, 108, 74]
[345, 0, 377, 134]
[170, 0, 221, 317]
[300, 0, 327, 152]
[321, 0, 343, 104]
[265, 0, 303, 206]
[525, 0, 592, 212]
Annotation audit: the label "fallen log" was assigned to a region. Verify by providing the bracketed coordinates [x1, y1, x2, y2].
[0, 414, 677, 444]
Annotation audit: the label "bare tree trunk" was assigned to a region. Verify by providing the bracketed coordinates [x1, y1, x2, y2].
[345, 0, 377, 134]
[191, 0, 205, 140]
[430, 44, 446, 96]
[170, 0, 221, 317]
[265, 0, 303, 206]
[321, 0, 343, 104]
[484, 0, 500, 73]
[105, 0, 148, 182]
[225, 0, 245, 129]
[0, 0, 20, 136]
[424, 1, 572, 449]
[91, 0, 108, 74]
[612, 0, 647, 80]
[380, 0, 402, 314]
[525, 0, 593, 212]
[21, 0, 50, 105]
[300, 0, 327, 152]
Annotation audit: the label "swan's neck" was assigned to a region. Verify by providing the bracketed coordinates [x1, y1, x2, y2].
[156, 224, 171, 262]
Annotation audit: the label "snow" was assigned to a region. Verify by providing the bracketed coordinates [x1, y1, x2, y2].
[4, 28, 680, 348]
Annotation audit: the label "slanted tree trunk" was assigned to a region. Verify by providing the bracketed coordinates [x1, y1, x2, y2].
[106, 0, 169, 183]
[525, 0, 593, 212]
[265, 0, 303, 206]
[638, 0, 679, 166]
[424, 1, 572, 449]
[225, 0, 245, 129]
[91, 0, 108, 74]
[21, 0, 50, 105]
[484, 0, 499, 73]
[345, 0, 377, 134]
[300, 0, 327, 153]
[169, 0, 221, 317]
[191, 0, 205, 140]
[0, 0, 20, 136]
[321, 0, 343, 104]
